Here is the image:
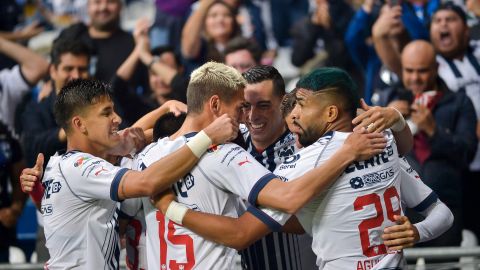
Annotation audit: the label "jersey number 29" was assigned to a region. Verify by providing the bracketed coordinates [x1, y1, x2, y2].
[354, 186, 401, 257]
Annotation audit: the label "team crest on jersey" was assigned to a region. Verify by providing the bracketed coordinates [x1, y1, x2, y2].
[43, 179, 62, 199]
[74, 156, 92, 167]
[349, 167, 395, 189]
[278, 146, 295, 159]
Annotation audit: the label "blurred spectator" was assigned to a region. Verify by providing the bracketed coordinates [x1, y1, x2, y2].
[466, 0, 480, 40]
[270, 0, 309, 46]
[390, 40, 477, 248]
[429, 3, 480, 241]
[113, 18, 188, 125]
[291, 0, 353, 71]
[21, 37, 90, 168]
[58, 0, 141, 84]
[0, 121, 28, 263]
[224, 36, 261, 73]
[150, 0, 194, 51]
[0, 22, 44, 43]
[181, 0, 241, 73]
[0, 36, 49, 134]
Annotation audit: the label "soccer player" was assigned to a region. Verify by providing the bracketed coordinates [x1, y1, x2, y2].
[22, 78, 238, 269]
[132, 62, 387, 269]
[157, 67, 453, 269]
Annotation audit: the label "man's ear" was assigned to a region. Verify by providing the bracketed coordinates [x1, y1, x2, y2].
[209, 95, 221, 116]
[72, 116, 87, 134]
[325, 105, 339, 123]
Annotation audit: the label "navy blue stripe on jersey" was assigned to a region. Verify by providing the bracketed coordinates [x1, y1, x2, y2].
[247, 206, 282, 232]
[413, 192, 438, 212]
[264, 144, 277, 172]
[248, 173, 277, 205]
[110, 168, 129, 201]
[445, 58, 463, 78]
[273, 232, 287, 269]
[265, 234, 278, 269]
[467, 51, 480, 75]
[184, 132, 198, 139]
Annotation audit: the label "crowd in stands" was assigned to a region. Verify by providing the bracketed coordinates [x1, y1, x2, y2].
[1, 0, 480, 267]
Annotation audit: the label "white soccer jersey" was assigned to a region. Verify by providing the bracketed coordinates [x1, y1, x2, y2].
[135, 134, 280, 270]
[121, 198, 147, 270]
[41, 151, 128, 270]
[262, 131, 439, 270]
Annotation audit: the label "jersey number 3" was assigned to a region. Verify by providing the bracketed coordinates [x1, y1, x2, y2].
[156, 212, 195, 270]
[354, 186, 400, 257]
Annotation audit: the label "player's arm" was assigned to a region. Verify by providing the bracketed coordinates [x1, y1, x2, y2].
[255, 131, 387, 214]
[131, 100, 187, 142]
[117, 114, 238, 200]
[352, 99, 413, 155]
[154, 191, 289, 250]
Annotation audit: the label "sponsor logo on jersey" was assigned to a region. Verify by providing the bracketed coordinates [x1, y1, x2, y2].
[277, 154, 301, 170]
[175, 173, 195, 198]
[238, 156, 251, 166]
[345, 146, 394, 174]
[350, 167, 395, 189]
[43, 179, 62, 199]
[94, 166, 109, 176]
[221, 146, 242, 164]
[41, 204, 53, 216]
[277, 175, 289, 182]
[74, 156, 92, 167]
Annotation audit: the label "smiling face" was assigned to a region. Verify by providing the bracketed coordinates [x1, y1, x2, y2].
[51, 53, 89, 93]
[78, 96, 122, 153]
[244, 80, 286, 149]
[88, 0, 121, 31]
[430, 9, 469, 59]
[205, 2, 235, 42]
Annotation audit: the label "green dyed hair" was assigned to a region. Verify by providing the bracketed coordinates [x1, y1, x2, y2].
[296, 67, 360, 119]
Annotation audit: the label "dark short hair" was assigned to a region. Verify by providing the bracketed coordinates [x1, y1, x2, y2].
[434, 2, 467, 24]
[242, 65, 285, 97]
[51, 37, 91, 67]
[296, 67, 360, 119]
[280, 89, 297, 118]
[54, 79, 113, 132]
[151, 45, 182, 68]
[224, 37, 262, 64]
[153, 112, 186, 141]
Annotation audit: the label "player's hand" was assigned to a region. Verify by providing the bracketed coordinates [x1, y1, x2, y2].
[352, 99, 400, 133]
[108, 127, 147, 156]
[203, 114, 239, 145]
[161, 100, 187, 116]
[151, 188, 176, 214]
[383, 215, 419, 251]
[20, 153, 44, 193]
[345, 130, 387, 160]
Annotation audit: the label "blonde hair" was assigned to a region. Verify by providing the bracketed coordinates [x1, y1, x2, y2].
[187, 62, 246, 114]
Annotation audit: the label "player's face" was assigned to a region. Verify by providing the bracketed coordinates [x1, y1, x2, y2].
[81, 96, 122, 152]
[290, 89, 329, 147]
[225, 49, 257, 73]
[88, 0, 121, 31]
[219, 89, 246, 123]
[51, 53, 89, 93]
[430, 10, 469, 59]
[244, 80, 285, 148]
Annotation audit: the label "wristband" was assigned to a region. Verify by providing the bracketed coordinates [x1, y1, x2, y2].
[391, 108, 406, 132]
[165, 201, 189, 225]
[186, 130, 212, 158]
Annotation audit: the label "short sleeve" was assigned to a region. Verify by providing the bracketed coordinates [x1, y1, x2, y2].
[399, 157, 438, 211]
[0, 65, 30, 128]
[60, 153, 129, 201]
[247, 206, 290, 232]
